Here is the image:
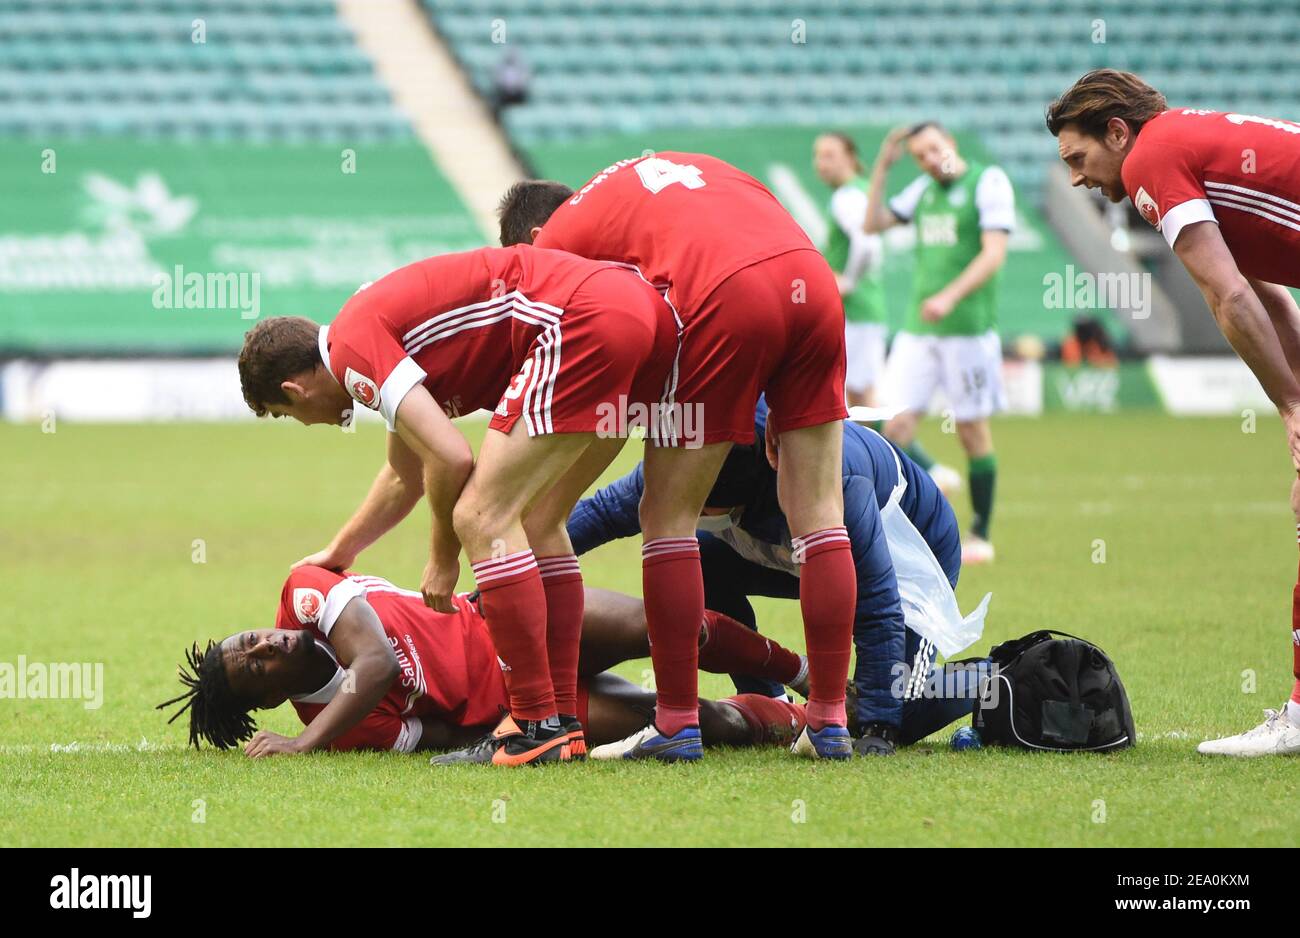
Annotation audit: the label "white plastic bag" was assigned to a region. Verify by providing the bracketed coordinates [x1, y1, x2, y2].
[877, 441, 990, 658]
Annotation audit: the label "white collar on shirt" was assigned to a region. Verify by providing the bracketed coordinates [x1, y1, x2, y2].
[290, 640, 346, 705]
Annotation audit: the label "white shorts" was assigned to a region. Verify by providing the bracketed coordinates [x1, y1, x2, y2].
[844, 322, 888, 394]
[881, 329, 1006, 422]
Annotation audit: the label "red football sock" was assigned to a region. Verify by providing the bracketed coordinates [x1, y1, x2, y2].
[537, 554, 583, 717]
[698, 610, 802, 684]
[721, 694, 808, 746]
[1291, 543, 1300, 706]
[642, 537, 703, 735]
[471, 550, 555, 722]
[793, 527, 855, 730]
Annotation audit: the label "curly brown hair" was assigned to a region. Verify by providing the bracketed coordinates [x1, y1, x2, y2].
[237, 315, 322, 416]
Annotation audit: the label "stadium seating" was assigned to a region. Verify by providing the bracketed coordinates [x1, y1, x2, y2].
[423, 0, 1300, 200]
[0, 0, 411, 141]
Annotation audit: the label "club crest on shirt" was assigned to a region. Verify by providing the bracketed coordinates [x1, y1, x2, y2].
[1134, 186, 1161, 229]
[344, 368, 379, 409]
[294, 588, 324, 624]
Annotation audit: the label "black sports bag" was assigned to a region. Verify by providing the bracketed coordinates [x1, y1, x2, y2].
[971, 630, 1136, 752]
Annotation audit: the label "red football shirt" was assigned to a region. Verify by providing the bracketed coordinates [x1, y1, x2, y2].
[320, 245, 623, 430]
[533, 151, 813, 320]
[275, 566, 507, 752]
[1122, 108, 1300, 287]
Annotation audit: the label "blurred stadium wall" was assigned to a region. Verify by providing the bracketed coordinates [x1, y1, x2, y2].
[2, 0, 1295, 421]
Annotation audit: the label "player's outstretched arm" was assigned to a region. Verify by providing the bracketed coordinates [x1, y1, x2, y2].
[393, 385, 475, 612]
[245, 597, 400, 757]
[1175, 221, 1300, 467]
[566, 463, 647, 555]
[292, 432, 427, 571]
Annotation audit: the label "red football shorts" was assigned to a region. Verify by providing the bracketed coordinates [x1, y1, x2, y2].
[663, 248, 848, 446]
[490, 267, 678, 438]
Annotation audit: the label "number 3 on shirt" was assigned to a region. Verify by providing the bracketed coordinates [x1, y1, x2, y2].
[635, 157, 706, 194]
[502, 357, 534, 402]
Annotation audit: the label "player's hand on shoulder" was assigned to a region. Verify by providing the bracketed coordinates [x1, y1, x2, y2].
[292, 543, 355, 572]
[245, 730, 307, 758]
[421, 555, 460, 613]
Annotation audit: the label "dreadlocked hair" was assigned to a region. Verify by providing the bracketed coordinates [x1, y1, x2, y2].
[156, 640, 258, 750]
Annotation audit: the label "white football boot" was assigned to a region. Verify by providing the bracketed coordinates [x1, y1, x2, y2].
[1197, 706, 1300, 757]
[961, 534, 995, 566]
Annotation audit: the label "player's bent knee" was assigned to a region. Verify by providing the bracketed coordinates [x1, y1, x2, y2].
[452, 494, 503, 549]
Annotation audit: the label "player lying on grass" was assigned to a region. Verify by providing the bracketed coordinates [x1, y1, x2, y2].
[238, 245, 682, 767]
[1047, 69, 1300, 757]
[156, 566, 809, 758]
[500, 155, 859, 762]
[569, 398, 991, 758]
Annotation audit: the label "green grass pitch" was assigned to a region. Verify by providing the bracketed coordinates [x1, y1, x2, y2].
[1, 412, 1295, 847]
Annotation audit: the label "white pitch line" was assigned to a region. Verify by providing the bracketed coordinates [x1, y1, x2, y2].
[0, 739, 181, 754]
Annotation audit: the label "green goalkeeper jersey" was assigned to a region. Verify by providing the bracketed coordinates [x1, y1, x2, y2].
[822, 175, 887, 325]
[889, 161, 1015, 337]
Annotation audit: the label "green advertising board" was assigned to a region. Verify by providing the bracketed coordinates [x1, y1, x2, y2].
[0, 140, 484, 354]
[1042, 362, 1162, 413]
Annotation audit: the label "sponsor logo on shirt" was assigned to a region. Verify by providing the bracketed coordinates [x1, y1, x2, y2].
[920, 213, 958, 246]
[344, 367, 379, 409]
[294, 588, 324, 624]
[1134, 186, 1161, 229]
[390, 634, 424, 713]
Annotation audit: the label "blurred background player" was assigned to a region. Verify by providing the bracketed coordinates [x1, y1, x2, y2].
[813, 132, 888, 408]
[865, 122, 1015, 565]
[157, 566, 809, 758]
[500, 154, 859, 762]
[1047, 69, 1300, 757]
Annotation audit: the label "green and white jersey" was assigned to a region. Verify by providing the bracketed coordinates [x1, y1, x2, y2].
[822, 175, 887, 325]
[888, 161, 1014, 337]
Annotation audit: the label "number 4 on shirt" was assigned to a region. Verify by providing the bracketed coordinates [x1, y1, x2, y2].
[635, 157, 707, 194]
